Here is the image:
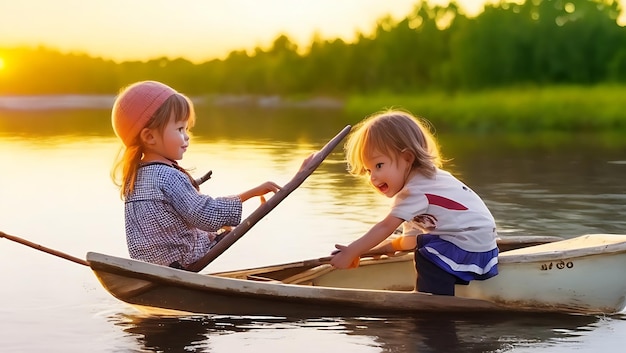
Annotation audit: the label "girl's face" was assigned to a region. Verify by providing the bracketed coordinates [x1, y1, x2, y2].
[363, 149, 412, 198]
[148, 113, 190, 162]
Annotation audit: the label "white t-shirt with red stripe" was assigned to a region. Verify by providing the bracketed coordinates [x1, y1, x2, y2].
[390, 168, 497, 252]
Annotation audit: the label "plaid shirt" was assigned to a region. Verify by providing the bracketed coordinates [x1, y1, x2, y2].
[125, 163, 242, 267]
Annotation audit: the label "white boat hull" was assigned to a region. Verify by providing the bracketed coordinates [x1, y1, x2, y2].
[457, 234, 626, 313]
[87, 234, 626, 316]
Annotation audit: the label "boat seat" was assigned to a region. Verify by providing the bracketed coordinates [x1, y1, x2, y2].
[246, 275, 282, 283]
[281, 264, 335, 285]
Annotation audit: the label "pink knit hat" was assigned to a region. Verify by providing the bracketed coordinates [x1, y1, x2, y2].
[111, 81, 177, 146]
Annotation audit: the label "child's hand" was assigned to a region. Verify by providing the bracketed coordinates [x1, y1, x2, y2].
[298, 152, 317, 172]
[257, 181, 281, 196]
[330, 244, 360, 269]
[239, 181, 281, 202]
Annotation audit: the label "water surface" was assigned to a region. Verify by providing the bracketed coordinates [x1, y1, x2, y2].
[1, 103, 625, 352]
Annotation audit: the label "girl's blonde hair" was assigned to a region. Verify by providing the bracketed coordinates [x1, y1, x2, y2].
[111, 93, 196, 199]
[345, 110, 442, 179]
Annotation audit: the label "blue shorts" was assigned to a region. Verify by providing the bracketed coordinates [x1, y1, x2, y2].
[415, 234, 498, 295]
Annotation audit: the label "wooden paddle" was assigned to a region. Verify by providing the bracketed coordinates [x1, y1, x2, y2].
[186, 125, 352, 272]
[0, 231, 89, 266]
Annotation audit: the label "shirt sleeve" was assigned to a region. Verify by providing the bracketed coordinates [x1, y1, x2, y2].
[390, 185, 429, 222]
[162, 170, 243, 232]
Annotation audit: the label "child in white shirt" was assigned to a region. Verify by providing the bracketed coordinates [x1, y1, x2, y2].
[330, 110, 498, 295]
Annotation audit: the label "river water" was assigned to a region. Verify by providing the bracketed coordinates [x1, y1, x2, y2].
[1, 99, 625, 352]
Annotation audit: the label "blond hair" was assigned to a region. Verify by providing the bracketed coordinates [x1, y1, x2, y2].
[345, 110, 442, 179]
[111, 93, 196, 199]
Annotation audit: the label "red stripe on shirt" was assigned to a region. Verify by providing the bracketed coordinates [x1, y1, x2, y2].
[425, 193, 468, 210]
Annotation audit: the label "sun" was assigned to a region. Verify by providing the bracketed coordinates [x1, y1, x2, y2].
[0, 57, 5, 70]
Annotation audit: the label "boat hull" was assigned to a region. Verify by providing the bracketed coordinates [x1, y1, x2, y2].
[87, 234, 626, 316]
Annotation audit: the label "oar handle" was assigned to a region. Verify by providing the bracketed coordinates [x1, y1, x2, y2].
[301, 250, 412, 267]
[195, 170, 212, 186]
[187, 125, 352, 272]
[0, 231, 89, 266]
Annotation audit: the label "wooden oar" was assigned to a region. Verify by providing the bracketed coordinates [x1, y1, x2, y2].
[276, 235, 566, 272]
[194, 170, 212, 186]
[0, 230, 89, 266]
[186, 125, 352, 272]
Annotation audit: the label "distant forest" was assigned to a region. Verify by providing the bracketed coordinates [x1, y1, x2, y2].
[1, 0, 625, 96]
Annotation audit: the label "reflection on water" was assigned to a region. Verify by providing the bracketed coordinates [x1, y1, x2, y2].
[0, 109, 112, 138]
[2, 104, 626, 352]
[0, 103, 352, 142]
[112, 312, 603, 353]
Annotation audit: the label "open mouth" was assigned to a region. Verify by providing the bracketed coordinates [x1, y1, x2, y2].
[377, 183, 389, 194]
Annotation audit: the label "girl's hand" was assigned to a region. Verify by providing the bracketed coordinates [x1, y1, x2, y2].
[298, 152, 317, 172]
[239, 181, 281, 202]
[330, 244, 360, 269]
[255, 181, 281, 196]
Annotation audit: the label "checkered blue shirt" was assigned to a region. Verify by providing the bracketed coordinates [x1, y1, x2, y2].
[125, 163, 242, 267]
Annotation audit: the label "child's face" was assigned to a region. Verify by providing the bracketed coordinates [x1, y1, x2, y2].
[152, 114, 190, 161]
[363, 149, 411, 198]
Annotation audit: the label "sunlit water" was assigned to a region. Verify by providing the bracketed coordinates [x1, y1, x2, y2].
[1, 103, 625, 352]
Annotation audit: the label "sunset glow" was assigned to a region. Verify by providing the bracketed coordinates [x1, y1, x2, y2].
[0, 57, 5, 71]
[0, 0, 499, 63]
[0, 0, 624, 64]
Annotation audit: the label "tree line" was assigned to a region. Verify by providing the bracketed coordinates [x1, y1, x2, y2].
[1, 0, 625, 96]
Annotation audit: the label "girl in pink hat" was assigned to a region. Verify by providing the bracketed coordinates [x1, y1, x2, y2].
[111, 80, 281, 269]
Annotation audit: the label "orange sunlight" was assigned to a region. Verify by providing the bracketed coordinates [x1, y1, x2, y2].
[0, 0, 624, 63]
[0, 0, 492, 63]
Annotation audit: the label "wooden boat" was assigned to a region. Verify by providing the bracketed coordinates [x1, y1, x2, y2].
[86, 234, 626, 317]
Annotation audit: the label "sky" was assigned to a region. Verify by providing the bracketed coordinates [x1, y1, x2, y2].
[0, 0, 496, 63]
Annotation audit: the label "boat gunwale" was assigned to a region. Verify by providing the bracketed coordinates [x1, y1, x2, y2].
[498, 234, 626, 263]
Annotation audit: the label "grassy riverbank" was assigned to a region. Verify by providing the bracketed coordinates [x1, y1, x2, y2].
[344, 85, 626, 133]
